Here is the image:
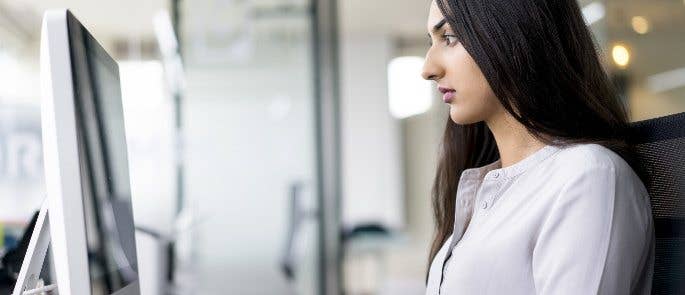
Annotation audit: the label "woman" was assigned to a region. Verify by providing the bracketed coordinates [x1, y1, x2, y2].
[421, 0, 655, 294]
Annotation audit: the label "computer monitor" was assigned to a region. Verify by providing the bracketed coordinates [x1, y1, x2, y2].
[38, 9, 140, 295]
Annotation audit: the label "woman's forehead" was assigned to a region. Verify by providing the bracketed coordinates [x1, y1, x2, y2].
[428, 1, 443, 22]
[427, 2, 449, 31]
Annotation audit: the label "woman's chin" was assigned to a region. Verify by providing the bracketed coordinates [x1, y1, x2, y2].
[449, 107, 479, 125]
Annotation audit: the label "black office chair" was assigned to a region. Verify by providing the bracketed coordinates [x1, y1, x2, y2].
[630, 111, 685, 295]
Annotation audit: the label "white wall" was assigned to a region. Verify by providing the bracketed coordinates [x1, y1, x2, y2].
[339, 35, 446, 293]
[340, 34, 405, 232]
[181, 30, 320, 293]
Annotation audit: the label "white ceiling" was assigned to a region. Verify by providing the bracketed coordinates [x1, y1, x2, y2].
[2, 0, 684, 82]
[0, 0, 430, 40]
[1, 0, 167, 42]
[2, 0, 682, 39]
[339, 0, 430, 36]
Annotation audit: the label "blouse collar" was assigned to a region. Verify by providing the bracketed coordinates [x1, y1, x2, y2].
[459, 142, 563, 181]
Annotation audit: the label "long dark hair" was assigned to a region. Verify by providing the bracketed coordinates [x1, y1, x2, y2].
[426, 0, 645, 282]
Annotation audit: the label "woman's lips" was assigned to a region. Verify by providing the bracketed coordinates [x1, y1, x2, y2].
[438, 86, 456, 103]
[442, 91, 455, 103]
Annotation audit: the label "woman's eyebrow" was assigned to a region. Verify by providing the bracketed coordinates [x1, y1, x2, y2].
[431, 19, 447, 34]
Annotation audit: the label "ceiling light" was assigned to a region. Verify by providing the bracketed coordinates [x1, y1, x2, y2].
[611, 44, 631, 68]
[647, 66, 685, 93]
[582, 2, 605, 26]
[631, 16, 650, 34]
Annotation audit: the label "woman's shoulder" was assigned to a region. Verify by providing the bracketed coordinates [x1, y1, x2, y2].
[550, 143, 630, 174]
[546, 142, 647, 194]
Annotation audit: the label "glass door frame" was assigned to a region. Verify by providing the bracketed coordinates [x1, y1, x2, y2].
[310, 0, 343, 294]
[170, 0, 344, 294]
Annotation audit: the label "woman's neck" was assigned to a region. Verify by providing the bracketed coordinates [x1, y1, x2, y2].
[485, 111, 547, 169]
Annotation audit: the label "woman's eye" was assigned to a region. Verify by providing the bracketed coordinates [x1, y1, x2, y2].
[442, 34, 458, 46]
[427, 34, 457, 47]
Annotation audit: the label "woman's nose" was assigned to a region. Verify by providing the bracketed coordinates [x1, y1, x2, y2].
[422, 53, 443, 81]
[422, 70, 439, 81]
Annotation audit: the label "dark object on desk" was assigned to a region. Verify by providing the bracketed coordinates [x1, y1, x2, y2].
[341, 223, 389, 243]
[1, 211, 40, 281]
[630, 111, 685, 295]
[0, 210, 40, 294]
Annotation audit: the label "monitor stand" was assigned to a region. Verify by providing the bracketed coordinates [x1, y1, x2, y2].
[12, 201, 57, 295]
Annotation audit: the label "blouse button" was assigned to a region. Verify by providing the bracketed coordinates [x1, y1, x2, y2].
[492, 171, 499, 178]
[481, 201, 488, 209]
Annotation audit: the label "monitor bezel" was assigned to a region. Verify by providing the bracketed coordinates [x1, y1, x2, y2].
[40, 9, 140, 295]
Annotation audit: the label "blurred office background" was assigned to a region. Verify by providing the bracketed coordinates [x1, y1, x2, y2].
[0, 0, 683, 294]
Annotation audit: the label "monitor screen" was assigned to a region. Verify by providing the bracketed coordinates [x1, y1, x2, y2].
[66, 11, 139, 295]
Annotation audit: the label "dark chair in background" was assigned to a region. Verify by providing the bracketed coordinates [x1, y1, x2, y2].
[630, 111, 685, 295]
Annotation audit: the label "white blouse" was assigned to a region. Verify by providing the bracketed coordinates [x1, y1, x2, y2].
[425, 143, 655, 295]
